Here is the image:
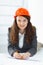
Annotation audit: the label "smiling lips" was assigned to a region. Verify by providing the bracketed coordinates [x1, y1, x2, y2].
[20, 26, 25, 27]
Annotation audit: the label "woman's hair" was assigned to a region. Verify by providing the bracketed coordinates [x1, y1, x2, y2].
[9, 15, 36, 45]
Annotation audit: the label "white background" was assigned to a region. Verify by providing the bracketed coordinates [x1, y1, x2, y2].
[0, 0, 43, 53]
[28, 0, 43, 44]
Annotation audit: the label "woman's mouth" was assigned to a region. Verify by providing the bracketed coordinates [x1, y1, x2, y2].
[20, 25, 24, 27]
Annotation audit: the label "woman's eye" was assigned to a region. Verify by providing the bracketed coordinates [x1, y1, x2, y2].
[18, 20, 21, 22]
[23, 20, 26, 22]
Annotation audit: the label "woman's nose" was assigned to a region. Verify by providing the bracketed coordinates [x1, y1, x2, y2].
[20, 21, 24, 25]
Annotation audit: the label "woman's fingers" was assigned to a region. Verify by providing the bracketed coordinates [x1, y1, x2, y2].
[13, 52, 22, 59]
[22, 53, 29, 59]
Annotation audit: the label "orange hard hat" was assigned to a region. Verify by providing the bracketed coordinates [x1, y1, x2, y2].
[14, 8, 30, 18]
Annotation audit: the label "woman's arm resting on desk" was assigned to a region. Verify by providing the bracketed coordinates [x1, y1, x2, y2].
[28, 28, 37, 56]
[8, 28, 22, 59]
[8, 44, 23, 59]
[8, 28, 19, 56]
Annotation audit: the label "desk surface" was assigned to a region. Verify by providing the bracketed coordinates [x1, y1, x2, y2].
[0, 48, 43, 65]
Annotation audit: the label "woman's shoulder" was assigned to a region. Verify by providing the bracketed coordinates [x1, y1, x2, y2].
[33, 26, 36, 29]
[8, 27, 11, 32]
[8, 27, 15, 33]
[32, 26, 36, 31]
[32, 26, 36, 34]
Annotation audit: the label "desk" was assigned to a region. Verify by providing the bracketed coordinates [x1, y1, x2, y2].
[0, 48, 43, 65]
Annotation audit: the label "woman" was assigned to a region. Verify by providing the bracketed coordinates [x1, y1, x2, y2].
[8, 8, 37, 60]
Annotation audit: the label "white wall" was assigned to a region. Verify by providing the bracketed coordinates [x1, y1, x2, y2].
[28, 0, 43, 44]
[0, 0, 27, 53]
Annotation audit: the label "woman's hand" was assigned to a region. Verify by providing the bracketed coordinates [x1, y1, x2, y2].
[13, 52, 22, 59]
[22, 52, 31, 60]
[13, 52, 31, 60]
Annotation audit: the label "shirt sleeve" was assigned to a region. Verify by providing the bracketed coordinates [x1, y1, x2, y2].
[28, 28, 37, 56]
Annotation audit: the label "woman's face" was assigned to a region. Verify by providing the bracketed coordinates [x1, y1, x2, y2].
[16, 16, 28, 31]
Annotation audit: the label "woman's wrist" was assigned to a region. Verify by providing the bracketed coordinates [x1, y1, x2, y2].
[13, 51, 18, 57]
[26, 52, 31, 57]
